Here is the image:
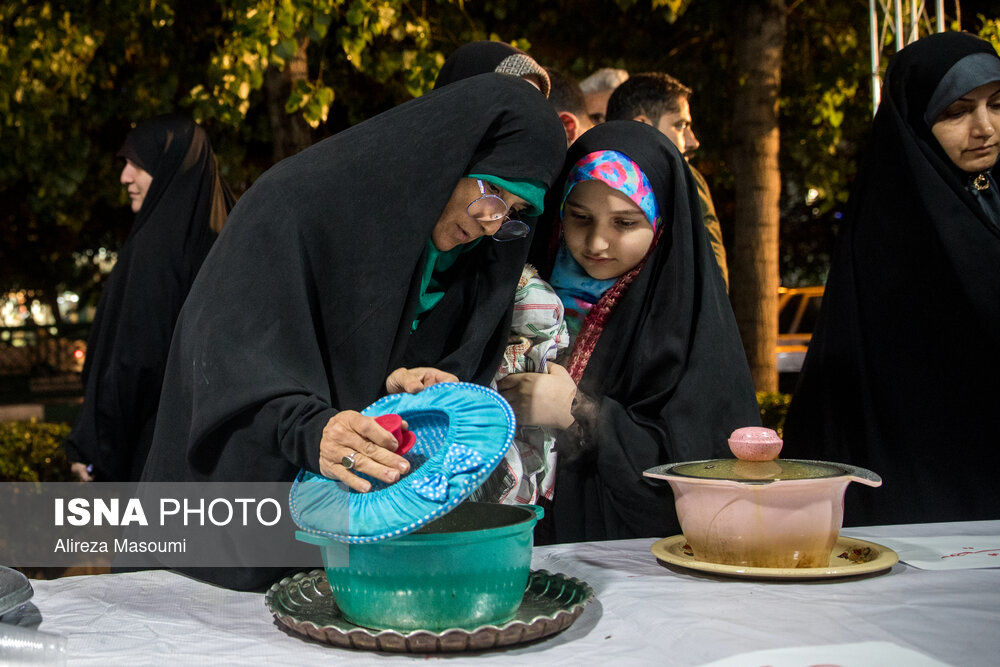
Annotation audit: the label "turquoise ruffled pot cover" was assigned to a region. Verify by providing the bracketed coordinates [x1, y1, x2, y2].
[289, 382, 515, 544]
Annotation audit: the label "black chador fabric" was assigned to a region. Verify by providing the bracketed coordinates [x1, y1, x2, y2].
[65, 116, 234, 481]
[139, 75, 564, 589]
[783, 33, 1000, 526]
[534, 122, 761, 543]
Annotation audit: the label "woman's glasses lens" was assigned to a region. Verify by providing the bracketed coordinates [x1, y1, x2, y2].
[467, 195, 507, 222]
[492, 219, 530, 241]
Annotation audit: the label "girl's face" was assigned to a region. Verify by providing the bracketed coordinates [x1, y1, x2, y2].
[432, 178, 528, 251]
[561, 179, 655, 280]
[930, 80, 1000, 174]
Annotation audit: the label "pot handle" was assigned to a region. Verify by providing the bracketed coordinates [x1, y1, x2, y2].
[844, 464, 883, 488]
[518, 504, 545, 521]
[642, 464, 673, 484]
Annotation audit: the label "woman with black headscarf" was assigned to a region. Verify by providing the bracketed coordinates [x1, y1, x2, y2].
[65, 116, 235, 482]
[783, 32, 1000, 526]
[138, 75, 564, 588]
[499, 121, 760, 542]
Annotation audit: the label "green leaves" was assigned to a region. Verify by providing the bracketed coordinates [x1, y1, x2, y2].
[284, 79, 334, 127]
[978, 16, 1000, 52]
[0, 420, 72, 482]
[274, 37, 299, 61]
[756, 392, 791, 437]
[184, 0, 455, 126]
[651, 0, 692, 22]
[311, 11, 332, 40]
[615, 0, 691, 22]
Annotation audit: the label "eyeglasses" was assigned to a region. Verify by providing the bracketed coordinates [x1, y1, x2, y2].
[466, 179, 530, 241]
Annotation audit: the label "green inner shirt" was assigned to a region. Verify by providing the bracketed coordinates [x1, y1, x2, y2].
[412, 238, 480, 331]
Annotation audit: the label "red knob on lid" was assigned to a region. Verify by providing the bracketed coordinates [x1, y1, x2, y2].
[374, 413, 416, 456]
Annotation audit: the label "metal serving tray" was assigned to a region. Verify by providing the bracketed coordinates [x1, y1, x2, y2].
[0, 566, 33, 617]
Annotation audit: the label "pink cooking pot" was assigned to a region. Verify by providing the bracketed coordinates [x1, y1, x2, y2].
[643, 427, 882, 568]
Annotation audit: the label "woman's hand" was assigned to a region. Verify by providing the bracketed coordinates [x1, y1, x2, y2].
[497, 362, 577, 430]
[319, 411, 411, 492]
[385, 367, 458, 394]
[70, 462, 94, 482]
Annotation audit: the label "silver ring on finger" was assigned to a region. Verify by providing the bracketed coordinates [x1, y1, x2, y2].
[341, 452, 358, 470]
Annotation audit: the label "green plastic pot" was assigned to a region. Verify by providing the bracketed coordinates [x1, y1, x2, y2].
[295, 502, 542, 631]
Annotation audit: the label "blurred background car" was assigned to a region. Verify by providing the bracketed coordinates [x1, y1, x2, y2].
[777, 285, 824, 379]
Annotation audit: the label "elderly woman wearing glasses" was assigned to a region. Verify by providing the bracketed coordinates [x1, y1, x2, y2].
[138, 74, 565, 589]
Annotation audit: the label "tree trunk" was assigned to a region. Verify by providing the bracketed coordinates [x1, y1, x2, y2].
[728, 0, 786, 393]
[264, 40, 313, 163]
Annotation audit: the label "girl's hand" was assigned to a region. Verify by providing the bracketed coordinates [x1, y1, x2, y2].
[497, 362, 577, 430]
[319, 411, 411, 492]
[385, 367, 459, 394]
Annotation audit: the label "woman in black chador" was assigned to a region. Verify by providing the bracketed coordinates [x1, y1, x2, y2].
[139, 75, 565, 588]
[784, 32, 1000, 525]
[65, 116, 234, 482]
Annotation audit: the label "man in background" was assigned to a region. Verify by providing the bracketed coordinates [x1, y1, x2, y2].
[578, 67, 629, 125]
[545, 67, 594, 146]
[606, 72, 728, 289]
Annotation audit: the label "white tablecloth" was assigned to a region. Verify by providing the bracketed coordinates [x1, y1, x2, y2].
[18, 520, 1000, 666]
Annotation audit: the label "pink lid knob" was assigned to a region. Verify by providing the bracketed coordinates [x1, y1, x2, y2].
[374, 414, 416, 456]
[728, 427, 783, 462]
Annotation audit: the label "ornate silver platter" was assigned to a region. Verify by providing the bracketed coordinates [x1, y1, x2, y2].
[266, 569, 594, 653]
[0, 566, 32, 617]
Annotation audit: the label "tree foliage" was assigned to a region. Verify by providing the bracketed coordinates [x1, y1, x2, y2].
[185, 0, 448, 129]
[2, 0, 997, 307]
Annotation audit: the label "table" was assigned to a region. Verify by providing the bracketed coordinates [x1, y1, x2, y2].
[18, 520, 1000, 665]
